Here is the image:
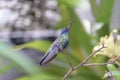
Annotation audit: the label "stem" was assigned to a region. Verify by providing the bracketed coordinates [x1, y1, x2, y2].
[74, 44, 106, 69]
[62, 52, 73, 69]
[82, 55, 120, 66]
[63, 44, 106, 80]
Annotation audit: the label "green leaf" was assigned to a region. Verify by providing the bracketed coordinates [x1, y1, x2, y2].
[0, 42, 39, 75]
[90, 0, 114, 22]
[103, 71, 120, 80]
[107, 64, 117, 71]
[13, 40, 52, 52]
[58, 0, 81, 7]
[103, 64, 120, 80]
[90, 0, 114, 38]
[16, 73, 60, 80]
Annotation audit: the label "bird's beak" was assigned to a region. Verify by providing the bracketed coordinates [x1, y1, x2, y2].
[67, 21, 73, 30]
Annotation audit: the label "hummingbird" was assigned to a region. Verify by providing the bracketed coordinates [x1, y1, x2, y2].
[39, 22, 73, 66]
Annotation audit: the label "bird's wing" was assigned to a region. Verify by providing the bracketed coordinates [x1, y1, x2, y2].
[39, 42, 60, 66]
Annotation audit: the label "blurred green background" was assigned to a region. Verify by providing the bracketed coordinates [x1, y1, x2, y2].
[0, 0, 120, 80]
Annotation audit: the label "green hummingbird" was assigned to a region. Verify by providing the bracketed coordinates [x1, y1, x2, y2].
[39, 22, 73, 66]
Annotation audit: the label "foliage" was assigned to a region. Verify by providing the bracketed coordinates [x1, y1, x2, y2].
[103, 64, 120, 80]
[0, 0, 120, 80]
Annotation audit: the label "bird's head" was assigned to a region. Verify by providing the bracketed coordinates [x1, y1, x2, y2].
[61, 21, 73, 34]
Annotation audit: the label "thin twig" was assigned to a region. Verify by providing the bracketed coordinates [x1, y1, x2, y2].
[63, 44, 106, 80]
[62, 52, 73, 70]
[82, 55, 120, 66]
[74, 44, 106, 69]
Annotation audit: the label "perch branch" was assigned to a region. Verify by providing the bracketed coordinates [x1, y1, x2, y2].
[63, 44, 106, 80]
